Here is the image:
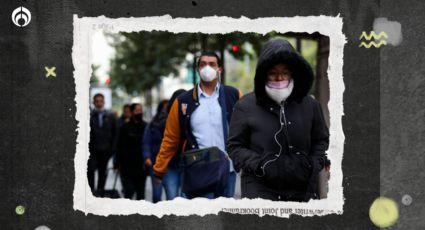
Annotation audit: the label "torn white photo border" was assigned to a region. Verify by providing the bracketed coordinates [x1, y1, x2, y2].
[72, 15, 346, 218]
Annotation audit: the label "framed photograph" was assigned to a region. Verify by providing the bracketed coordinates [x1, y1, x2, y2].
[73, 15, 345, 217]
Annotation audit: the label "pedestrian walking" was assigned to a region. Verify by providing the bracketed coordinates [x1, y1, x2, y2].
[160, 89, 187, 200]
[88, 93, 117, 197]
[143, 100, 168, 203]
[228, 39, 329, 202]
[116, 103, 148, 200]
[153, 51, 242, 199]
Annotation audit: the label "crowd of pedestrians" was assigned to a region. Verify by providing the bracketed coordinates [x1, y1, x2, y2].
[88, 38, 330, 202]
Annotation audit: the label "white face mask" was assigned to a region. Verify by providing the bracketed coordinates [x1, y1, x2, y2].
[265, 79, 294, 104]
[199, 65, 218, 82]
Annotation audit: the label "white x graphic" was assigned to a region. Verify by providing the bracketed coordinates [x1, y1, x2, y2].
[45, 66, 56, 78]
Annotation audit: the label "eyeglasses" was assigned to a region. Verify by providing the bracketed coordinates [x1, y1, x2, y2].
[267, 71, 291, 80]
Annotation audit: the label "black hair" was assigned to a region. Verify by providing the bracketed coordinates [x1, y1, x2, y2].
[93, 93, 104, 100]
[156, 100, 168, 114]
[152, 100, 168, 123]
[196, 51, 222, 68]
[122, 104, 130, 110]
[130, 103, 142, 112]
[167, 89, 186, 114]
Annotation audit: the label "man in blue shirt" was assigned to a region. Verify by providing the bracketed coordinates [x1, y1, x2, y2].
[154, 51, 242, 199]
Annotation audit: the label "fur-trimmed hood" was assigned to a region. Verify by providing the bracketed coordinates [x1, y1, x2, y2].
[254, 38, 314, 104]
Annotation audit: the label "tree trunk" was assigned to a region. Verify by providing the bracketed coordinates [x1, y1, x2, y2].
[201, 34, 207, 50]
[315, 36, 330, 128]
[296, 37, 302, 53]
[192, 52, 197, 86]
[144, 90, 153, 120]
[220, 46, 226, 84]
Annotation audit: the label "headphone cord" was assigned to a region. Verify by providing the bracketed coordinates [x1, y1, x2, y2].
[255, 103, 285, 177]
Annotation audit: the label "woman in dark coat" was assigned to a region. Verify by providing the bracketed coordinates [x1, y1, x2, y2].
[142, 100, 168, 203]
[227, 38, 329, 202]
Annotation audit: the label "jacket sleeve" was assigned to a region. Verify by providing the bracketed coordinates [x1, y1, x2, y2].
[309, 100, 329, 171]
[110, 113, 118, 153]
[153, 99, 181, 178]
[142, 124, 152, 161]
[115, 125, 126, 167]
[227, 101, 263, 173]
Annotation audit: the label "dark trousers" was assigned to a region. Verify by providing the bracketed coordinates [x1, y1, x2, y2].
[120, 168, 147, 200]
[87, 150, 111, 196]
[241, 173, 307, 202]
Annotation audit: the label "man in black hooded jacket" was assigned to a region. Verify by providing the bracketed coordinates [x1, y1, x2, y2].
[228, 38, 329, 202]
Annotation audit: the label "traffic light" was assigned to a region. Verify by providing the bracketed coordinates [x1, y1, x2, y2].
[105, 77, 111, 85]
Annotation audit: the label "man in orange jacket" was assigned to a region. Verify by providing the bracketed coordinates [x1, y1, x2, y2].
[153, 51, 242, 199]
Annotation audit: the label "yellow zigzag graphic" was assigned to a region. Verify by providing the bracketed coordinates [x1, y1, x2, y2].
[359, 31, 388, 40]
[359, 40, 387, 48]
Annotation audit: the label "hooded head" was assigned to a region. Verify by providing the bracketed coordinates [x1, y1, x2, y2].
[254, 38, 314, 104]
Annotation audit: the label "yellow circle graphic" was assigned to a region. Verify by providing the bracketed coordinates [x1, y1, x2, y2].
[369, 197, 399, 228]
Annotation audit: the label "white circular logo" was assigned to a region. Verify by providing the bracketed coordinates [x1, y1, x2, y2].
[11, 6, 31, 27]
[402, 194, 413, 206]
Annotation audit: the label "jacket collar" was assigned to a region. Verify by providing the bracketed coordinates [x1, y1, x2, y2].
[192, 82, 221, 102]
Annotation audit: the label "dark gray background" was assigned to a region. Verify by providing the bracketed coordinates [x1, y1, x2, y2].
[0, 0, 423, 229]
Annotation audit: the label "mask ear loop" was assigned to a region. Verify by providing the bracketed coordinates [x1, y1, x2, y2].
[255, 106, 284, 177]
